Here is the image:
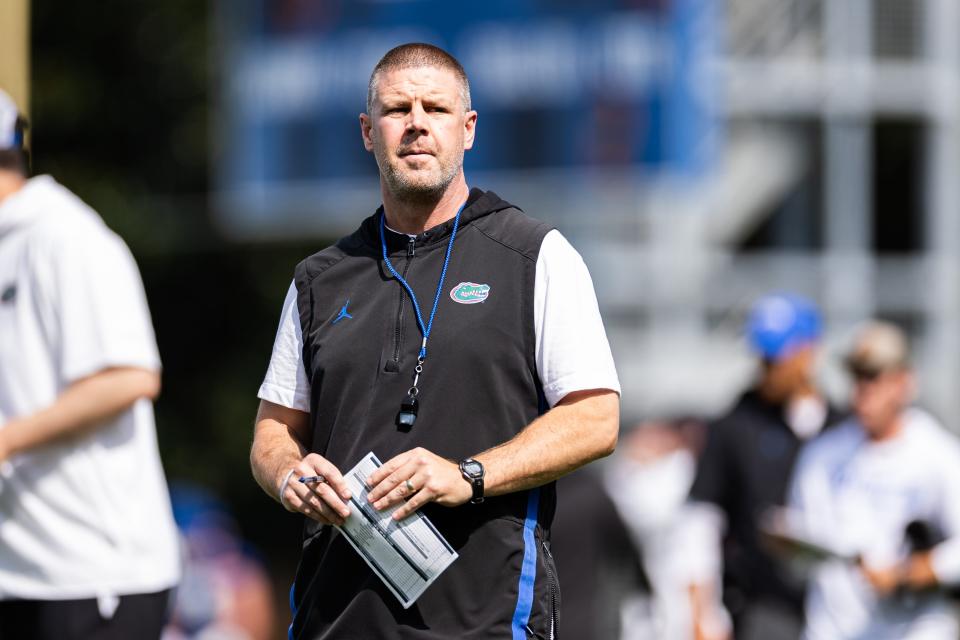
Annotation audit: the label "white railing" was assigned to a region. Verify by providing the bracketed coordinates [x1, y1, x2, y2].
[577, 0, 960, 428]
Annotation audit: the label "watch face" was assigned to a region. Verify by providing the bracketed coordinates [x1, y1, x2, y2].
[462, 460, 483, 477]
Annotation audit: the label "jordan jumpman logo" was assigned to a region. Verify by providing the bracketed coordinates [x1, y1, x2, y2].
[333, 299, 353, 324]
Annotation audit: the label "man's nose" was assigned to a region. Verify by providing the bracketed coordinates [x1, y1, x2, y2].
[405, 104, 428, 133]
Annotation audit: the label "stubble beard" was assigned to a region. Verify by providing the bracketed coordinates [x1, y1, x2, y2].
[376, 144, 464, 205]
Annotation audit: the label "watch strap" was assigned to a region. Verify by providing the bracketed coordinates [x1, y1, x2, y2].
[459, 458, 485, 504]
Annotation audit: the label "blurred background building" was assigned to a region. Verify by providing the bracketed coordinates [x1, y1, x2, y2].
[212, 0, 960, 425]
[4, 0, 960, 637]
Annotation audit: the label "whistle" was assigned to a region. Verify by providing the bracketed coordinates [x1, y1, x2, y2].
[396, 394, 419, 430]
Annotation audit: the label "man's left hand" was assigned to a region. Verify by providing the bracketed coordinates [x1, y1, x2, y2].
[860, 561, 901, 596]
[366, 447, 472, 520]
[860, 552, 939, 596]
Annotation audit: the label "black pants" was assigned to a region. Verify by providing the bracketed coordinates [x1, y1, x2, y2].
[734, 598, 803, 640]
[0, 589, 172, 640]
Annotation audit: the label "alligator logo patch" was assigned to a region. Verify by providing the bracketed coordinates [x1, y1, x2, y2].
[449, 282, 490, 304]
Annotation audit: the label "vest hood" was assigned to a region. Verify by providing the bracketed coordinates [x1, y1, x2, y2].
[360, 188, 520, 254]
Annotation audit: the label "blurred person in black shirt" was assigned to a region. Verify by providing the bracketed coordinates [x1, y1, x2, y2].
[554, 418, 712, 640]
[685, 294, 843, 640]
[553, 464, 649, 640]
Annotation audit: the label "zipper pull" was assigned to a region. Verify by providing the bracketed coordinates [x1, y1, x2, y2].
[542, 539, 553, 558]
[407, 236, 416, 257]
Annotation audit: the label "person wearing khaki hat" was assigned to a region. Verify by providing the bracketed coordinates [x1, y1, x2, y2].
[787, 321, 960, 639]
[843, 322, 914, 442]
[0, 88, 180, 638]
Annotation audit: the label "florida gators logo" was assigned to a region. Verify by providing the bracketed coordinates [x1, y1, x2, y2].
[449, 282, 490, 304]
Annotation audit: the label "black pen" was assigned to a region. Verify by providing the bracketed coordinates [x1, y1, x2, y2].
[299, 475, 326, 484]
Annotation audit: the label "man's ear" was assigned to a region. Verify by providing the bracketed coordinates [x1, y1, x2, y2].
[360, 113, 374, 152]
[463, 110, 478, 151]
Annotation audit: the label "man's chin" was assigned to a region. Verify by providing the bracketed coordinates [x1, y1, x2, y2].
[384, 171, 456, 203]
[399, 187, 448, 204]
[389, 180, 446, 203]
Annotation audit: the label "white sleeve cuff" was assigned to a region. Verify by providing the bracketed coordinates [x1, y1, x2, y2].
[543, 374, 621, 408]
[258, 381, 310, 413]
[63, 348, 162, 385]
[930, 538, 960, 585]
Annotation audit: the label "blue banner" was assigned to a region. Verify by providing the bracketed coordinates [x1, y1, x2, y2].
[216, 0, 717, 235]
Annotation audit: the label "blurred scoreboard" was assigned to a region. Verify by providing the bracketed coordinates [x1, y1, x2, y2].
[214, 0, 717, 238]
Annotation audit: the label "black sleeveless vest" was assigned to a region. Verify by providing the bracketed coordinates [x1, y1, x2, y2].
[289, 189, 560, 639]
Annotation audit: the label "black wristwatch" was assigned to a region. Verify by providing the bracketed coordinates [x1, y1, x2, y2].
[458, 458, 485, 504]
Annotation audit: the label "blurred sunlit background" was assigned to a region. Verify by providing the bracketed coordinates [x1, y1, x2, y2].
[3, 0, 959, 637]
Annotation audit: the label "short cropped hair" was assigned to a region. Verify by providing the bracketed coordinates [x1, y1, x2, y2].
[366, 43, 471, 114]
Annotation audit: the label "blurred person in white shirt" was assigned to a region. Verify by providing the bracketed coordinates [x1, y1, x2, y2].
[606, 418, 721, 640]
[788, 321, 960, 640]
[0, 89, 180, 639]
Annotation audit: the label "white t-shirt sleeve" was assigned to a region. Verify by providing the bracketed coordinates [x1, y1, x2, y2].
[258, 280, 311, 412]
[52, 225, 161, 384]
[929, 438, 960, 584]
[535, 230, 620, 407]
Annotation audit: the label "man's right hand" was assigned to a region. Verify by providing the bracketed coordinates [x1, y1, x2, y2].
[689, 582, 733, 640]
[252, 400, 352, 525]
[279, 453, 352, 526]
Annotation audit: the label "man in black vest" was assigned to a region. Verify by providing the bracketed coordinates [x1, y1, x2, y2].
[249, 43, 621, 639]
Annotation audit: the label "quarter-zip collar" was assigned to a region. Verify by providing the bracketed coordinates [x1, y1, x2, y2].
[366, 188, 517, 256]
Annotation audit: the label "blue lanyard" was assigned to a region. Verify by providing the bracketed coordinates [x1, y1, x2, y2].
[379, 202, 465, 367]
